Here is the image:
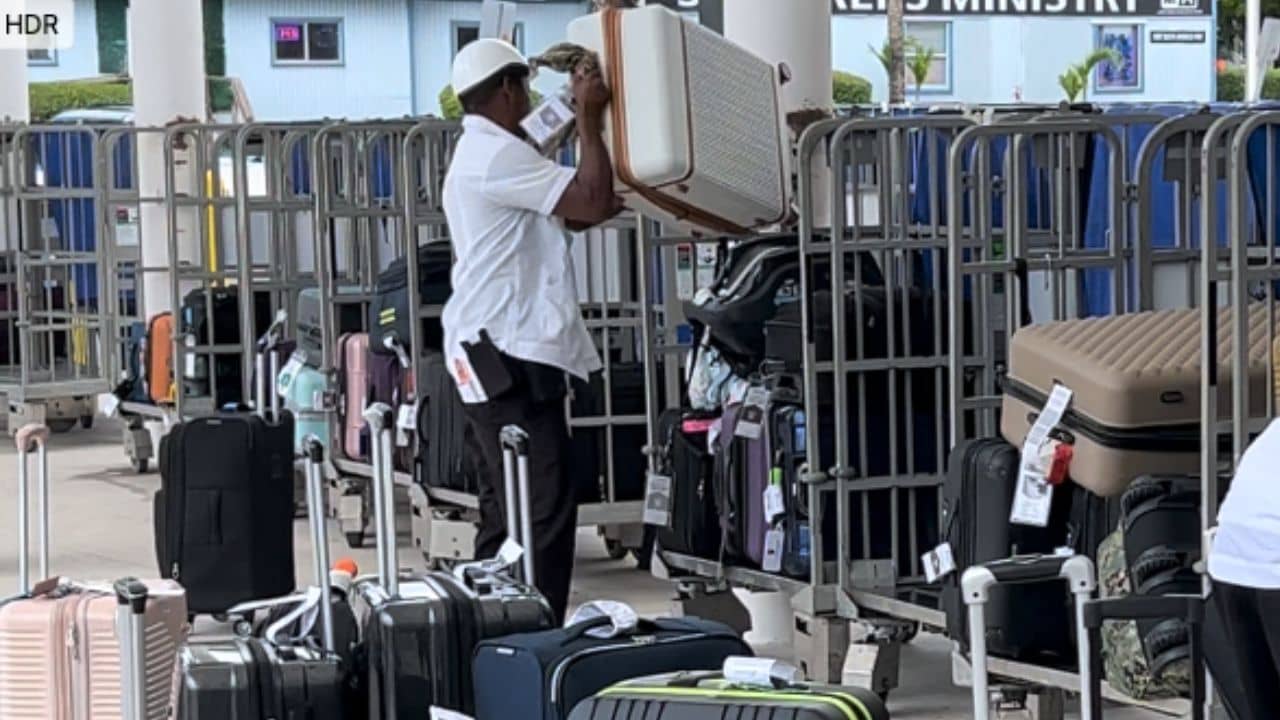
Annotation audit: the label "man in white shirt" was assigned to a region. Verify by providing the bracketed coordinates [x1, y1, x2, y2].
[442, 38, 622, 622]
[1204, 418, 1280, 719]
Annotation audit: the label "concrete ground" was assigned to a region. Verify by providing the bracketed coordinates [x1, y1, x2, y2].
[0, 418, 1176, 719]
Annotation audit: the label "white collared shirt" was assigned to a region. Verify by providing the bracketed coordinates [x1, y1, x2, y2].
[441, 115, 602, 404]
[1209, 418, 1280, 589]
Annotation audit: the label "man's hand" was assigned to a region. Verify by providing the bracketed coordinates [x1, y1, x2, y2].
[573, 65, 611, 131]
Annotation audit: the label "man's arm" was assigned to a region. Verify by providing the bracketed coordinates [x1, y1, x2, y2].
[552, 67, 625, 228]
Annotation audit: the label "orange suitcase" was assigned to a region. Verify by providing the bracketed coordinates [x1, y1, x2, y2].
[145, 313, 176, 405]
[0, 424, 189, 720]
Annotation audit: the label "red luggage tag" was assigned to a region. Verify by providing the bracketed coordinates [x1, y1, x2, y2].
[1038, 439, 1073, 486]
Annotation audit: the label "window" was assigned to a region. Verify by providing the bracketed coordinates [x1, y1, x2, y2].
[1095, 24, 1142, 91]
[271, 19, 343, 65]
[905, 21, 950, 92]
[27, 47, 56, 66]
[452, 21, 525, 57]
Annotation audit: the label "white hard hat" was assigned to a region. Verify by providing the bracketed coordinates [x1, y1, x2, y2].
[451, 38, 529, 98]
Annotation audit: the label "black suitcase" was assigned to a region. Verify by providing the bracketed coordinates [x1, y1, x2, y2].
[415, 352, 481, 493]
[653, 410, 722, 560]
[567, 672, 890, 720]
[942, 438, 1077, 663]
[176, 437, 352, 720]
[369, 242, 452, 355]
[570, 363, 649, 504]
[154, 411, 296, 615]
[356, 406, 556, 717]
[180, 287, 273, 404]
[773, 403, 819, 580]
[473, 615, 752, 720]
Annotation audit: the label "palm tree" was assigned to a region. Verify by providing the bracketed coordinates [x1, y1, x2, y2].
[1059, 48, 1122, 103]
[906, 38, 936, 102]
[886, 0, 907, 104]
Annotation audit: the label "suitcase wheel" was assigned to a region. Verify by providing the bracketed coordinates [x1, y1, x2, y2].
[80, 415, 94, 430]
[346, 532, 365, 549]
[605, 539, 628, 560]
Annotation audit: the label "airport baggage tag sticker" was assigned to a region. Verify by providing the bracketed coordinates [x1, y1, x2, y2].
[922, 542, 956, 583]
[643, 473, 673, 527]
[396, 402, 416, 447]
[763, 471, 786, 523]
[1011, 384, 1074, 528]
[762, 528, 785, 573]
[735, 387, 770, 440]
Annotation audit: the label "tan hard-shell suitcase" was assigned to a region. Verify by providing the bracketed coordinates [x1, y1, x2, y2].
[0, 424, 190, 720]
[1000, 306, 1275, 497]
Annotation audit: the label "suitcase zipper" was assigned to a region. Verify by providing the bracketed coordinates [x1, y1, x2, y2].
[1003, 378, 1202, 451]
[547, 633, 736, 712]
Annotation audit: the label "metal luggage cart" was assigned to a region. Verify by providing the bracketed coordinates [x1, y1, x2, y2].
[0, 125, 114, 434]
[311, 120, 419, 548]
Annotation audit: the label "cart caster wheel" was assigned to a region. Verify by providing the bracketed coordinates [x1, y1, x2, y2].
[900, 622, 920, 644]
[49, 419, 76, 434]
[131, 457, 149, 474]
[80, 415, 94, 430]
[877, 690, 890, 703]
[346, 532, 365, 549]
[233, 619, 254, 637]
[605, 539, 628, 560]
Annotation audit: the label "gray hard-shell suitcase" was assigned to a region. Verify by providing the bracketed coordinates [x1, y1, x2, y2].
[1001, 305, 1275, 497]
[567, 672, 890, 720]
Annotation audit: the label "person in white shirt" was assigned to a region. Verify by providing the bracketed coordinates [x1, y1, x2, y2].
[442, 38, 622, 622]
[1203, 417, 1280, 719]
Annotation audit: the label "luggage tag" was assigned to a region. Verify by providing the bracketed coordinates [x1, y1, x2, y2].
[520, 88, 577, 156]
[429, 708, 475, 720]
[921, 542, 956, 583]
[763, 467, 785, 524]
[643, 473, 673, 527]
[97, 392, 120, 418]
[395, 401, 417, 448]
[1040, 439, 1073, 485]
[762, 528, 785, 573]
[723, 656, 801, 688]
[734, 386, 770, 440]
[1011, 384, 1073, 528]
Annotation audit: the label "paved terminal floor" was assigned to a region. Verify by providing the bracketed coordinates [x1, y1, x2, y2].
[0, 419, 1172, 719]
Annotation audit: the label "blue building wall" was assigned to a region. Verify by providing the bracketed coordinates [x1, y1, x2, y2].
[26, 0, 101, 83]
[224, 0, 415, 120]
[835, 14, 1216, 104]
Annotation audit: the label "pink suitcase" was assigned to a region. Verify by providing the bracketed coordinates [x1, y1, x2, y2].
[337, 332, 370, 460]
[0, 424, 189, 720]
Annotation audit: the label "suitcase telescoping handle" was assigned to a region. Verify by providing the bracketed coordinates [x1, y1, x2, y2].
[114, 577, 149, 720]
[365, 402, 399, 597]
[500, 425, 536, 586]
[962, 554, 1097, 720]
[1083, 595, 1206, 720]
[303, 435, 337, 654]
[256, 309, 288, 422]
[14, 422, 51, 595]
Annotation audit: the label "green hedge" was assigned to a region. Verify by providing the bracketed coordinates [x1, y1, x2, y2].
[1217, 66, 1280, 101]
[833, 70, 873, 106]
[439, 84, 544, 120]
[28, 77, 235, 122]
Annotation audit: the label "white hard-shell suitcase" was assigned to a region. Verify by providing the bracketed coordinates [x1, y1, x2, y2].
[567, 5, 792, 235]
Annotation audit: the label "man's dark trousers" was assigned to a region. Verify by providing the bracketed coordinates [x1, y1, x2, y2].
[463, 359, 578, 624]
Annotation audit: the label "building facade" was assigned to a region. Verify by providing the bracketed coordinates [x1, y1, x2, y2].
[28, 0, 1216, 119]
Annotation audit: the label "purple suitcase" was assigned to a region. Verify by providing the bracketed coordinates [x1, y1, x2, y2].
[716, 402, 770, 568]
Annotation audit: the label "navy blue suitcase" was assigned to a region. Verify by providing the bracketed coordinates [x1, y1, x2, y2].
[472, 616, 752, 720]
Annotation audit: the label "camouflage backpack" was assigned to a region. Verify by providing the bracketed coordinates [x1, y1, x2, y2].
[1098, 529, 1191, 700]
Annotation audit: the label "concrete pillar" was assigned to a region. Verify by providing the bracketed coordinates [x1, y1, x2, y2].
[0, 49, 30, 122]
[723, 0, 834, 227]
[130, 0, 206, 319]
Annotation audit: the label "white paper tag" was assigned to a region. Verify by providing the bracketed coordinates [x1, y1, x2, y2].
[396, 402, 416, 447]
[520, 93, 576, 150]
[97, 392, 120, 417]
[734, 387, 769, 440]
[723, 656, 800, 688]
[497, 538, 524, 569]
[429, 707, 475, 720]
[451, 353, 489, 404]
[922, 542, 956, 583]
[566, 600, 640, 639]
[763, 484, 785, 523]
[762, 528, 785, 573]
[1011, 384, 1074, 528]
[643, 473, 673, 527]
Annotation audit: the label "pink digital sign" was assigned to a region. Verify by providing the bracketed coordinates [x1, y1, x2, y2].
[276, 24, 302, 42]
